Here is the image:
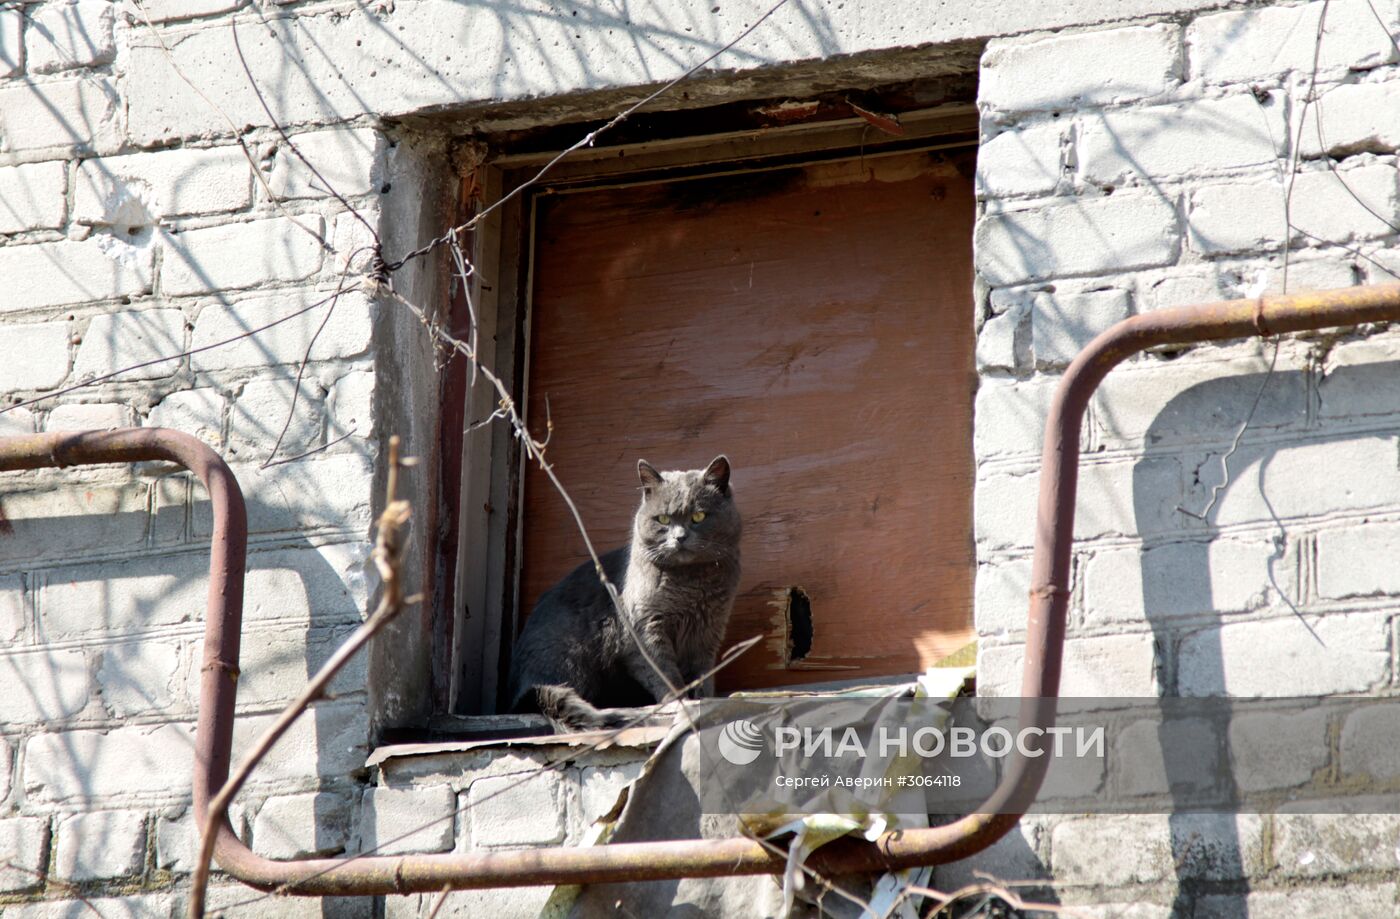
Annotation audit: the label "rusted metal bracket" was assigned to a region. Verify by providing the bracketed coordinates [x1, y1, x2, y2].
[4, 282, 1400, 896]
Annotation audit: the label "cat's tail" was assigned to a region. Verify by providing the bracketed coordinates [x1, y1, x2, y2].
[534, 685, 637, 733]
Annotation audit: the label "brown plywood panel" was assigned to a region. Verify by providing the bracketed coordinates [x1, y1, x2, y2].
[520, 150, 977, 691]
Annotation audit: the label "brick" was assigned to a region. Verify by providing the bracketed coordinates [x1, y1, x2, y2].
[1189, 0, 1400, 85]
[40, 554, 209, 638]
[1300, 80, 1400, 158]
[0, 161, 68, 234]
[139, 0, 248, 22]
[269, 128, 386, 200]
[161, 216, 324, 297]
[364, 785, 455, 855]
[1205, 438, 1400, 527]
[1196, 885, 1397, 919]
[1316, 521, 1400, 599]
[1318, 335, 1400, 420]
[974, 556, 1032, 636]
[1077, 93, 1286, 186]
[0, 575, 24, 643]
[0, 78, 119, 157]
[1075, 456, 1182, 542]
[975, 299, 1029, 372]
[0, 483, 147, 567]
[201, 885, 370, 918]
[53, 809, 146, 881]
[231, 704, 367, 789]
[0, 320, 70, 391]
[1059, 905, 1173, 919]
[155, 808, 194, 873]
[1188, 180, 1288, 256]
[329, 369, 374, 440]
[0, 238, 153, 312]
[973, 376, 1057, 459]
[0, 406, 36, 436]
[578, 762, 643, 828]
[25, 723, 194, 804]
[189, 626, 363, 708]
[228, 378, 324, 462]
[1172, 813, 1267, 881]
[978, 632, 1158, 697]
[1257, 255, 1357, 294]
[252, 791, 351, 859]
[3, 896, 174, 919]
[1274, 813, 1400, 877]
[74, 309, 185, 381]
[1051, 816, 1173, 885]
[189, 289, 374, 372]
[27, 0, 116, 74]
[0, 817, 49, 892]
[1228, 707, 1330, 792]
[0, 648, 90, 725]
[1031, 287, 1131, 367]
[147, 387, 223, 447]
[465, 771, 567, 847]
[46, 402, 128, 431]
[975, 193, 1179, 286]
[974, 468, 1038, 550]
[97, 640, 181, 716]
[975, 122, 1063, 199]
[1287, 163, 1400, 243]
[1340, 702, 1400, 782]
[193, 453, 374, 536]
[25, 706, 364, 805]
[1143, 272, 1230, 313]
[1179, 611, 1389, 697]
[1039, 735, 1105, 800]
[1112, 717, 1219, 797]
[1081, 537, 1291, 626]
[980, 24, 1180, 113]
[1094, 349, 1306, 446]
[75, 146, 253, 225]
[149, 473, 187, 545]
[0, 8, 20, 76]
[40, 545, 364, 639]
[404, 887, 553, 919]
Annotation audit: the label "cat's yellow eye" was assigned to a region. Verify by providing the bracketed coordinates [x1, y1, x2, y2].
[657, 514, 671, 524]
[691, 511, 706, 523]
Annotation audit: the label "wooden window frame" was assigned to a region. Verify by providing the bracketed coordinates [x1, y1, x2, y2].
[445, 103, 979, 716]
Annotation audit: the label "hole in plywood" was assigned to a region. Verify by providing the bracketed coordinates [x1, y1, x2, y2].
[786, 587, 812, 664]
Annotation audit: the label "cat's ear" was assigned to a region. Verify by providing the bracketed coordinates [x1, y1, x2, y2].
[703, 455, 731, 493]
[638, 459, 663, 490]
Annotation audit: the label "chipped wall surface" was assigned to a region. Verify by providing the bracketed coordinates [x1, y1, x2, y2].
[3, 0, 1400, 916]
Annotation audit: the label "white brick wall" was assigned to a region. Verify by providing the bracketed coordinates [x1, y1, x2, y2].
[1, 0, 1399, 913]
[980, 24, 1181, 114]
[0, 160, 67, 233]
[967, 0, 1400, 903]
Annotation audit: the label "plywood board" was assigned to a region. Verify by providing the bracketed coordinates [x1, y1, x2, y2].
[521, 149, 977, 691]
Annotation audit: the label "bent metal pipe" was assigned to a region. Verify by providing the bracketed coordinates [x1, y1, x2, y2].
[4, 281, 1400, 897]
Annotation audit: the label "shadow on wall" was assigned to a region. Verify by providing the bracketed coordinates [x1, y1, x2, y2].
[1133, 355, 1400, 917]
[0, 479, 372, 916]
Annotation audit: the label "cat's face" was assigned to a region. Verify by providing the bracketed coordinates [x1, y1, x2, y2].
[633, 456, 741, 568]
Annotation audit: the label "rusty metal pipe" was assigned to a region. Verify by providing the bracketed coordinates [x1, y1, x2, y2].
[6, 281, 1400, 898]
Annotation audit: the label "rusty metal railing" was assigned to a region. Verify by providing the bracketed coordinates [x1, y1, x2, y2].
[4, 281, 1400, 898]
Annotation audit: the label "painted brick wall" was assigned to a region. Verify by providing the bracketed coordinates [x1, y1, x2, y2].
[3, 0, 1400, 917]
[964, 1, 1400, 914]
[0, 2, 413, 916]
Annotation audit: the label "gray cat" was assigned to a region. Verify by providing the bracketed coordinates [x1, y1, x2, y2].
[505, 456, 741, 732]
